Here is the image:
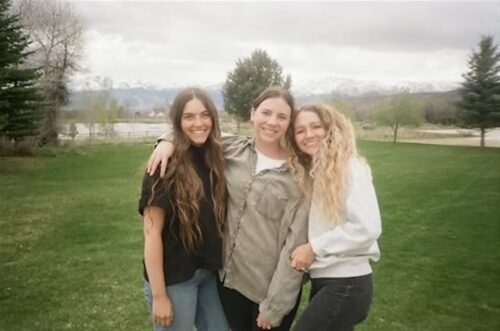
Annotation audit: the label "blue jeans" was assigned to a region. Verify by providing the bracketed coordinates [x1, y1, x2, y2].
[144, 269, 229, 331]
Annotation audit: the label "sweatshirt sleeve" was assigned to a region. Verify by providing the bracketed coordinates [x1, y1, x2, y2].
[309, 158, 382, 260]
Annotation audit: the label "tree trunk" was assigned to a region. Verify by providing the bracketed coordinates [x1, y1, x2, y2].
[393, 122, 399, 144]
[236, 117, 241, 133]
[40, 104, 58, 145]
[480, 127, 485, 147]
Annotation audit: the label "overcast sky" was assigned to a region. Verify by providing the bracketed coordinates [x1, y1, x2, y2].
[69, 0, 500, 88]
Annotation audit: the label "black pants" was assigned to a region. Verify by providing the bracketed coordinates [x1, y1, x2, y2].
[217, 278, 302, 331]
[292, 274, 373, 331]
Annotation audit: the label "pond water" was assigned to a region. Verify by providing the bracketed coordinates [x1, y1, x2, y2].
[61, 122, 171, 139]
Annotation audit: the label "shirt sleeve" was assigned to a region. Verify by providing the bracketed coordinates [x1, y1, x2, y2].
[220, 134, 251, 157]
[138, 170, 172, 216]
[309, 158, 382, 260]
[156, 131, 174, 146]
[258, 196, 309, 326]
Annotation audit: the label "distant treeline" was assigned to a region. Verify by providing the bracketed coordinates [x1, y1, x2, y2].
[63, 88, 460, 126]
[324, 89, 460, 125]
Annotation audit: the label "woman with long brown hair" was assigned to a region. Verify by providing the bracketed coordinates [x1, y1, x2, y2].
[138, 87, 229, 331]
[288, 104, 382, 331]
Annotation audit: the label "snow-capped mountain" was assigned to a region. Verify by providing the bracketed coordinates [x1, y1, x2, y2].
[66, 81, 225, 111]
[292, 75, 460, 98]
[66, 75, 460, 111]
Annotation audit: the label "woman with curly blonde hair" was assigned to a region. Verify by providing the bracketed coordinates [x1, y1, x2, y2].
[288, 104, 382, 331]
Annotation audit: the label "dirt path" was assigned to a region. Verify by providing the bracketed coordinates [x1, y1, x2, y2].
[400, 128, 500, 148]
[400, 137, 500, 148]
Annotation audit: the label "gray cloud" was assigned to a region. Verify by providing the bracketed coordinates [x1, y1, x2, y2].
[70, 0, 500, 86]
[76, 1, 499, 51]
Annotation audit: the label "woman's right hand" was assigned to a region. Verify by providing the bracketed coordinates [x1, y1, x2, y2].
[152, 295, 174, 327]
[290, 243, 315, 272]
[147, 140, 175, 177]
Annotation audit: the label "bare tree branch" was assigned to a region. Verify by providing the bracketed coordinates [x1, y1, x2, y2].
[14, 0, 85, 145]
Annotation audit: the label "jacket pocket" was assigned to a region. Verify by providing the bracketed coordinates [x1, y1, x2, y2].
[255, 186, 289, 222]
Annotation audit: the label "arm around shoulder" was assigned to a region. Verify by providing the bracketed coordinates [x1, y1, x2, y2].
[147, 134, 176, 176]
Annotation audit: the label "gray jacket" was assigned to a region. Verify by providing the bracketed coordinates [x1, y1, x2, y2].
[219, 135, 309, 326]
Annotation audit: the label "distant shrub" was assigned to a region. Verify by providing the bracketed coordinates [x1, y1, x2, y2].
[0, 138, 37, 156]
[362, 122, 376, 130]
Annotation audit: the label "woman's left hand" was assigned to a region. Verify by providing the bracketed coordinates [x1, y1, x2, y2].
[290, 243, 315, 272]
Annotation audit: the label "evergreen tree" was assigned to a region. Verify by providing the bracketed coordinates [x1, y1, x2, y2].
[0, 0, 41, 142]
[456, 35, 500, 147]
[222, 49, 291, 130]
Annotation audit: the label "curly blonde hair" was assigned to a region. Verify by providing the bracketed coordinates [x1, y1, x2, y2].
[288, 104, 365, 226]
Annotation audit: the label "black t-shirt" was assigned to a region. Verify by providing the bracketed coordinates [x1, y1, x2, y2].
[138, 145, 223, 285]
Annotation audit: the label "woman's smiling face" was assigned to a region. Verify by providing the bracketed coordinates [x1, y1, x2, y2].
[180, 98, 213, 146]
[293, 110, 327, 156]
[251, 97, 292, 146]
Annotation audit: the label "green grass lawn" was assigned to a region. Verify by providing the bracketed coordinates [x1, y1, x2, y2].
[1, 141, 499, 331]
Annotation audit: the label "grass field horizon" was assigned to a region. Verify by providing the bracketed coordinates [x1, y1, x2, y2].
[1, 141, 499, 330]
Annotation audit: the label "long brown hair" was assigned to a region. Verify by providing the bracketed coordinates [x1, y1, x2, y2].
[150, 87, 226, 252]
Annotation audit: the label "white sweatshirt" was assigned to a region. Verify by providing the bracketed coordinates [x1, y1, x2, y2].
[308, 157, 382, 279]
